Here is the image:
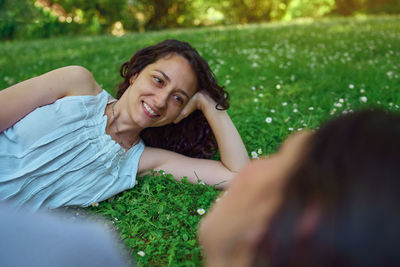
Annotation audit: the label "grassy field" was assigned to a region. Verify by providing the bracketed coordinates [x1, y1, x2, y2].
[1, 15, 400, 266]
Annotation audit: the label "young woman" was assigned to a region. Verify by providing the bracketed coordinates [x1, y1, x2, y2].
[199, 109, 400, 267]
[0, 39, 249, 210]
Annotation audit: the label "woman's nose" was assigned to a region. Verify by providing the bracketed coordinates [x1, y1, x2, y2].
[154, 91, 168, 109]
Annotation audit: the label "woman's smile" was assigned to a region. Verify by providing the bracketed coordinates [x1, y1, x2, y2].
[142, 101, 160, 118]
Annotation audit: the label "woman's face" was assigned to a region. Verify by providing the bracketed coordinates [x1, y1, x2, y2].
[199, 131, 312, 267]
[123, 54, 197, 129]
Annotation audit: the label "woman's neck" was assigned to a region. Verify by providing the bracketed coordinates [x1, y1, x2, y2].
[105, 101, 141, 150]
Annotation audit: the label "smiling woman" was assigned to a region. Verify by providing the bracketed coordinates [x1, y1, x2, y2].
[0, 39, 249, 211]
[117, 40, 230, 159]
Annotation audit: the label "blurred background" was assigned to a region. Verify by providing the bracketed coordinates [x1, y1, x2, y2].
[1, 0, 400, 40]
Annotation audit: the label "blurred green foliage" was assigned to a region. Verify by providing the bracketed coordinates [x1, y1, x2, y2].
[0, 0, 83, 39]
[1, 0, 400, 40]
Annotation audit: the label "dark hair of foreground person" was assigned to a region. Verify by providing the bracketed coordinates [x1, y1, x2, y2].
[254, 109, 400, 267]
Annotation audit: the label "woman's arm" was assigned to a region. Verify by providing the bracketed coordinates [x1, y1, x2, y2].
[138, 91, 250, 189]
[0, 66, 102, 132]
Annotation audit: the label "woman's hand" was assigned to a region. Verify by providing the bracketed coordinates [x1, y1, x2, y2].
[175, 89, 249, 173]
[173, 91, 215, 124]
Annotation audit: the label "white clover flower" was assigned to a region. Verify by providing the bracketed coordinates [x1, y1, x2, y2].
[293, 108, 298, 113]
[197, 208, 206, 215]
[91, 202, 99, 207]
[282, 102, 287, 106]
[251, 86, 256, 90]
[265, 117, 272, 124]
[288, 127, 294, 131]
[252, 62, 259, 68]
[137, 251, 145, 257]
[225, 80, 231, 85]
[257, 148, 262, 155]
[339, 98, 344, 103]
[334, 102, 343, 108]
[270, 109, 275, 113]
[308, 107, 314, 111]
[251, 151, 258, 159]
[360, 89, 365, 93]
[349, 84, 354, 89]
[258, 93, 264, 97]
[276, 84, 281, 89]
[360, 96, 368, 103]
[253, 98, 259, 103]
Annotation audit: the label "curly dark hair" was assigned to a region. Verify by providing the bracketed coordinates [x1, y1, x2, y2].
[253, 109, 400, 267]
[117, 39, 229, 158]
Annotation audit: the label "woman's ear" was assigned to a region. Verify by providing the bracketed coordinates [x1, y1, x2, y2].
[130, 74, 138, 85]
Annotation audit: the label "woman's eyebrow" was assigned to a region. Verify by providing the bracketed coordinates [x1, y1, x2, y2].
[155, 69, 170, 82]
[177, 89, 190, 99]
[154, 69, 190, 99]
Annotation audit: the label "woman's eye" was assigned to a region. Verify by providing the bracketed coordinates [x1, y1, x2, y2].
[154, 76, 163, 85]
[173, 95, 184, 104]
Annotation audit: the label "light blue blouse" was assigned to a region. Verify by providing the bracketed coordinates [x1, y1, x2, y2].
[0, 90, 145, 211]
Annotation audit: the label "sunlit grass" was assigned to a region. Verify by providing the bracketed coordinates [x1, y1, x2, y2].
[1, 15, 400, 266]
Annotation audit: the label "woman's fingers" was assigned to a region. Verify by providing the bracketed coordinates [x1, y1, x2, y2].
[173, 92, 202, 123]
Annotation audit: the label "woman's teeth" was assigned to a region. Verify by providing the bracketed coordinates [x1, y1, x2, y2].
[143, 102, 158, 116]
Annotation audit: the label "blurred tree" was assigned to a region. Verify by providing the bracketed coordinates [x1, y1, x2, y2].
[284, 0, 335, 19]
[333, 0, 364, 15]
[365, 0, 400, 13]
[50, 0, 127, 33]
[212, 0, 290, 24]
[131, 0, 193, 30]
[3, 0, 400, 40]
[0, 0, 80, 39]
[0, 0, 38, 39]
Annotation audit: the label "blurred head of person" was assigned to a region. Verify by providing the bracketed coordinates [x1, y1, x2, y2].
[199, 109, 400, 267]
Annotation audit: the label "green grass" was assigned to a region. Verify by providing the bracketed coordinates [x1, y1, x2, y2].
[1, 15, 400, 266]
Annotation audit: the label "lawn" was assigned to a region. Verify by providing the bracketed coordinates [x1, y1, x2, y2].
[1, 15, 399, 266]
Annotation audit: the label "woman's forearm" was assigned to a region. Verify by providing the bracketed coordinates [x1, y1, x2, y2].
[202, 100, 250, 172]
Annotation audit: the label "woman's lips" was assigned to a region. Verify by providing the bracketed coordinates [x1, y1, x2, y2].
[142, 101, 160, 117]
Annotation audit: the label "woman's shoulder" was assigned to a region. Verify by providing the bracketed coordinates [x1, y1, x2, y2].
[58, 65, 103, 97]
